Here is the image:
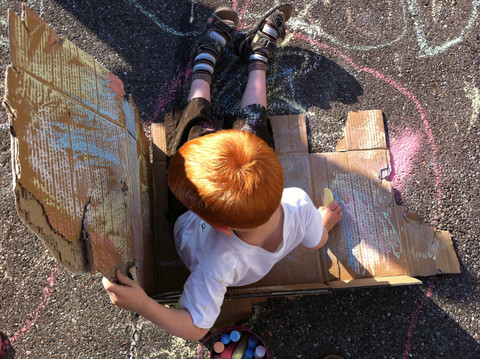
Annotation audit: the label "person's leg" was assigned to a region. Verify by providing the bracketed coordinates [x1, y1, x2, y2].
[240, 69, 266, 109]
[233, 4, 293, 148]
[188, 78, 211, 102]
[165, 7, 238, 157]
[165, 8, 238, 228]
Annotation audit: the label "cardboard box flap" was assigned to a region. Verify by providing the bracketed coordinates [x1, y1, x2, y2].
[270, 114, 312, 195]
[401, 209, 461, 275]
[257, 111, 459, 289]
[326, 275, 422, 289]
[4, 6, 153, 283]
[336, 110, 387, 152]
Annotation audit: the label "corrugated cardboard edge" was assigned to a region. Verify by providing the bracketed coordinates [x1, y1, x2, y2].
[3, 6, 155, 288]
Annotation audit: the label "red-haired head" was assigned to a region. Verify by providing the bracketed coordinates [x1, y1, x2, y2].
[167, 129, 284, 228]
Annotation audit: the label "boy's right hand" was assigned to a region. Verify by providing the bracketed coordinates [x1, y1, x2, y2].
[102, 269, 150, 315]
[319, 200, 343, 231]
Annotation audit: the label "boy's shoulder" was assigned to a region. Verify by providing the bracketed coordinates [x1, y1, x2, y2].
[282, 187, 312, 205]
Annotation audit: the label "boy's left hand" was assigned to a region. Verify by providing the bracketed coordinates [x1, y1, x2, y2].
[102, 269, 149, 314]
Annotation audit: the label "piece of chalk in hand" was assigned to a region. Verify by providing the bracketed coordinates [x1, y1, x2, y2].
[324, 188, 334, 207]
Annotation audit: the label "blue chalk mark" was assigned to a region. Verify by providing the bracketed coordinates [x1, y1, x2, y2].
[123, 100, 136, 139]
[333, 190, 362, 274]
[381, 211, 402, 259]
[267, 66, 296, 83]
[123, 0, 200, 37]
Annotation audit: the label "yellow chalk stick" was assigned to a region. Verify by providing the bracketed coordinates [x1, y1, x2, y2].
[324, 188, 334, 207]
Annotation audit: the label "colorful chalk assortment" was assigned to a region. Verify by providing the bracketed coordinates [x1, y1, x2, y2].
[211, 329, 267, 359]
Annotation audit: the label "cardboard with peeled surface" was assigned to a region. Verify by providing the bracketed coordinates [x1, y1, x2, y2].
[4, 6, 460, 303]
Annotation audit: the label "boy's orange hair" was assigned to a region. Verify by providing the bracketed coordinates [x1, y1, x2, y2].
[167, 129, 284, 229]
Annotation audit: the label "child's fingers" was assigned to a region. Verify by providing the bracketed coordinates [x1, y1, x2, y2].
[116, 269, 137, 287]
[327, 200, 339, 210]
[102, 276, 116, 292]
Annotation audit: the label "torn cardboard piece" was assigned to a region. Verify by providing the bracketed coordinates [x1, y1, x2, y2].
[3, 6, 155, 292]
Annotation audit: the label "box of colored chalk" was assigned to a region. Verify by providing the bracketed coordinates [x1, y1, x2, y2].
[204, 327, 268, 359]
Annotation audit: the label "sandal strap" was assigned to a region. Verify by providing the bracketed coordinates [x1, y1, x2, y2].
[209, 13, 236, 41]
[251, 35, 278, 55]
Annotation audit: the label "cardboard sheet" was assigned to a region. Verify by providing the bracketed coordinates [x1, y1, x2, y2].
[257, 110, 460, 291]
[3, 6, 155, 291]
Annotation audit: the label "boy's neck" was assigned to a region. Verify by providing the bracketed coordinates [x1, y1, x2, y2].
[233, 205, 284, 252]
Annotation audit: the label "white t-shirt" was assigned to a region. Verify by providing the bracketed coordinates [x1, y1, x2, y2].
[174, 187, 323, 328]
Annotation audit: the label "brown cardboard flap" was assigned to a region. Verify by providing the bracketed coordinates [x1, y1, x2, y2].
[4, 6, 153, 283]
[151, 123, 168, 163]
[270, 114, 308, 154]
[327, 275, 422, 289]
[256, 111, 460, 291]
[336, 110, 387, 152]
[228, 282, 330, 295]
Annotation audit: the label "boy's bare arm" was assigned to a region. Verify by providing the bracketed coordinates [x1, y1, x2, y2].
[310, 200, 343, 250]
[102, 270, 209, 341]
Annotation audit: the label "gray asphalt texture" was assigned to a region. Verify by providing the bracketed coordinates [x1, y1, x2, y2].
[1, 0, 479, 358]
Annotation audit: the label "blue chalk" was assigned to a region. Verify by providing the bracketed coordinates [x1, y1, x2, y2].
[229, 330, 241, 342]
[241, 347, 255, 359]
[221, 333, 230, 345]
[247, 335, 259, 349]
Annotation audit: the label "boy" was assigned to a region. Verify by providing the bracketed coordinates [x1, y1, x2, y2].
[103, 4, 343, 341]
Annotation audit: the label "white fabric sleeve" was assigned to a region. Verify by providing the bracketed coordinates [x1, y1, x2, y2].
[178, 268, 228, 329]
[300, 200, 324, 249]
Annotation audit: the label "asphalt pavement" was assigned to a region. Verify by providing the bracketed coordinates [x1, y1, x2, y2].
[1, 0, 479, 358]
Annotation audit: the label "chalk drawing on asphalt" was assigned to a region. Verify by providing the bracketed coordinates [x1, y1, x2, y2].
[464, 81, 480, 132]
[388, 127, 423, 194]
[291, 0, 478, 57]
[8, 265, 61, 345]
[0, 17, 7, 49]
[122, 0, 200, 37]
[402, 277, 436, 359]
[119, 0, 477, 57]
[406, 0, 479, 57]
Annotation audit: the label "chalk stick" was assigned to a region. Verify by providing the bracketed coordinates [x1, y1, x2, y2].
[241, 347, 255, 359]
[221, 333, 231, 345]
[213, 341, 225, 354]
[324, 188, 334, 207]
[247, 335, 259, 349]
[232, 333, 250, 359]
[220, 340, 239, 359]
[254, 345, 266, 359]
[229, 330, 241, 342]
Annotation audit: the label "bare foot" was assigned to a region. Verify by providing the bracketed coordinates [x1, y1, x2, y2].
[320, 200, 343, 231]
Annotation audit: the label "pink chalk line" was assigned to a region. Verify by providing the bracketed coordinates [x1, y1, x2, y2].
[402, 277, 436, 359]
[152, 62, 192, 122]
[291, 31, 443, 221]
[388, 127, 423, 193]
[8, 264, 61, 345]
[232, 0, 250, 30]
